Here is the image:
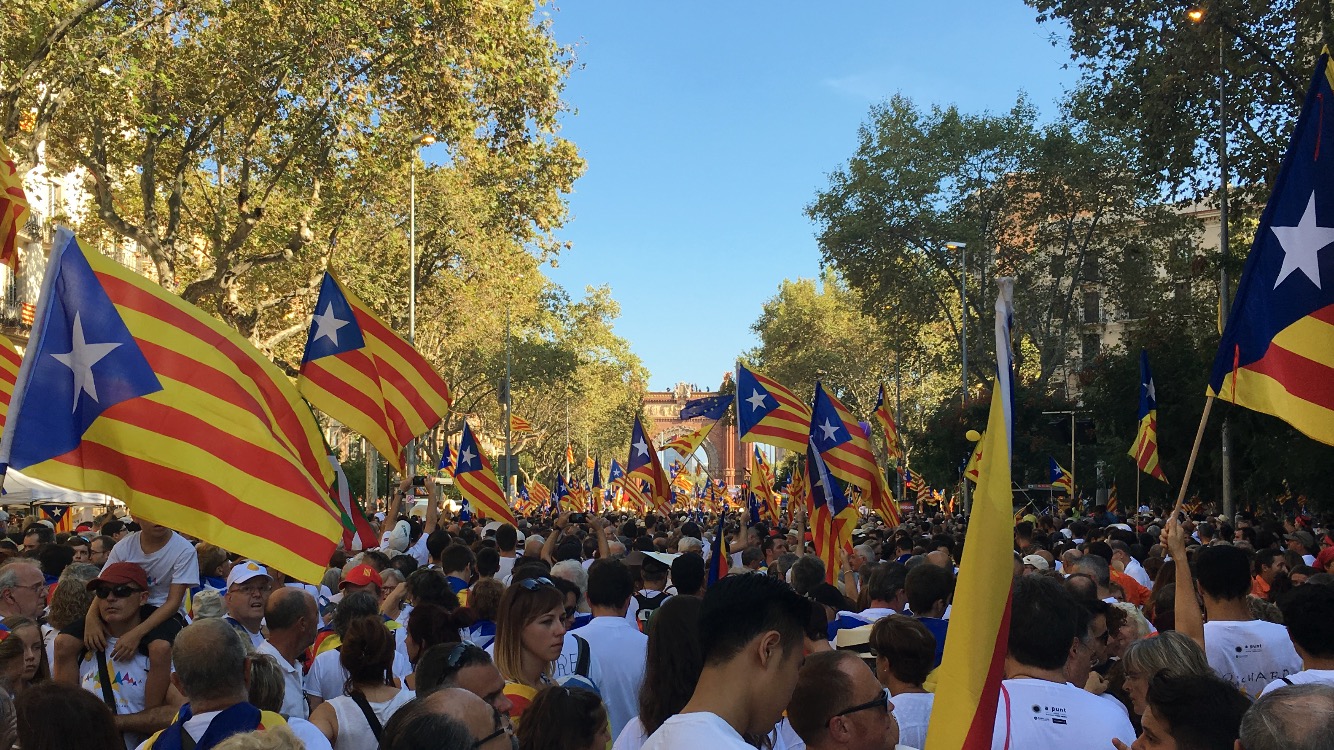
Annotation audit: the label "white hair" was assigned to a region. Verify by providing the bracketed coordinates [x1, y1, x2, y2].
[550, 560, 587, 592]
[676, 537, 702, 554]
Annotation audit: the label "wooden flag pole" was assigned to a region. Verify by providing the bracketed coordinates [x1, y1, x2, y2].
[1171, 395, 1216, 520]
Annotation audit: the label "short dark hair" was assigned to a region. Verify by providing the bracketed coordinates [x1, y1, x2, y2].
[1194, 544, 1251, 601]
[869, 615, 935, 686]
[17, 681, 122, 750]
[1254, 547, 1285, 573]
[586, 559, 634, 608]
[515, 686, 607, 750]
[89, 535, 114, 553]
[1146, 673, 1250, 750]
[23, 526, 53, 545]
[425, 530, 451, 562]
[1008, 574, 1086, 671]
[406, 569, 460, 610]
[865, 563, 907, 604]
[475, 548, 500, 579]
[786, 650, 857, 744]
[438, 544, 475, 575]
[496, 524, 518, 552]
[100, 520, 127, 537]
[1278, 583, 1334, 659]
[670, 553, 706, 596]
[905, 563, 953, 614]
[697, 574, 810, 666]
[415, 642, 492, 695]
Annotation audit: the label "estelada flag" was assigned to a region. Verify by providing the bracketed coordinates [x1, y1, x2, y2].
[510, 414, 533, 433]
[298, 272, 452, 472]
[1209, 50, 1334, 446]
[0, 229, 341, 583]
[749, 447, 780, 524]
[453, 421, 516, 526]
[1130, 349, 1168, 482]
[661, 422, 714, 458]
[810, 381, 878, 491]
[626, 416, 670, 514]
[874, 384, 903, 461]
[736, 363, 811, 453]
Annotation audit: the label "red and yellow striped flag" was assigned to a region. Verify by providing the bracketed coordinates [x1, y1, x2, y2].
[0, 334, 21, 434]
[453, 421, 516, 526]
[749, 447, 780, 524]
[662, 422, 714, 458]
[874, 384, 902, 461]
[0, 142, 30, 270]
[0, 230, 341, 583]
[736, 363, 811, 453]
[810, 382, 878, 491]
[509, 414, 533, 433]
[298, 272, 452, 473]
[528, 480, 551, 507]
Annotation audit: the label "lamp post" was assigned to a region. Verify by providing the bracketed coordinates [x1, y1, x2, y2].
[946, 242, 968, 407]
[1187, 7, 1234, 520]
[407, 133, 435, 477]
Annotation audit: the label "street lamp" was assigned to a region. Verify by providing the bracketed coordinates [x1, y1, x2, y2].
[946, 242, 968, 407]
[407, 133, 435, 477]
[1186, 7, 1234, 519]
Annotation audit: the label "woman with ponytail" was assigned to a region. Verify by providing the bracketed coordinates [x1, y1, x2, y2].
[308, 615, 413, 749]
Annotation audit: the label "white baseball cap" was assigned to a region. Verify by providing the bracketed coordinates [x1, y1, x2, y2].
[226, 560, 271, 589]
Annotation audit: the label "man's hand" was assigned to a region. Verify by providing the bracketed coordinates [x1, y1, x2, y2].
[83, 612, 108, 652]
[1162, 514, 1189, 559]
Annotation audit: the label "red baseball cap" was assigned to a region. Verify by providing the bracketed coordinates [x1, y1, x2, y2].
[339, 564, 383, 590]
[87, 562, 149, 592]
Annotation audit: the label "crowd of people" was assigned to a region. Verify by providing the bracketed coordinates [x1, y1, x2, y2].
[1, 479, 1332, 750]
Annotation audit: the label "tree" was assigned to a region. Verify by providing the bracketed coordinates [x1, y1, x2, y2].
[4, 0, 581, 342]
[807, 94, 1200, 401]
[1027, 0, 1320, 201]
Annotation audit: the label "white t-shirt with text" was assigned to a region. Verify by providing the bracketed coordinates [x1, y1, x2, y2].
[1260, 667, 1334, 697]
[1202, 619, 1302, 700]
[990, 678, 1135, 750]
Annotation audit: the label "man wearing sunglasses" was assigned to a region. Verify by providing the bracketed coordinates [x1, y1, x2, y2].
[787, 650, 903, 750]
[53, 562, 178, 746]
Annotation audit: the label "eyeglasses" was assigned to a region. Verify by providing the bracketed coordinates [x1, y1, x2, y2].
[516, 577, 554, 591]
[94, 584, 143, 599]
[16, 581, 45, 596]
[230, 584, 272, 597]
[828, 687, 891, 724]
[471, 708, 514, 749]
[446, 641, 486, 669]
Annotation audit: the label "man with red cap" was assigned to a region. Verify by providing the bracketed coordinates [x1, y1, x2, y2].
[53, 562, 177, 747]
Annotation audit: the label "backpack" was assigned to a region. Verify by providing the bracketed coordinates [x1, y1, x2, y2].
[634, 591, 670, 631]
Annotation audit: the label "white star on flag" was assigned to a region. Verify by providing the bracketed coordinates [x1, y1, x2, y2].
[633, 438, 649, 456]
[50, 312, 122, 413]
[459, 447, 476, 467]
[1272, 192, 1334, 289]
[312, 303, 350, 345]
[745, 389, 767, 411]
[1145, 378, 1156, 402]
[818, 418, 840, 442]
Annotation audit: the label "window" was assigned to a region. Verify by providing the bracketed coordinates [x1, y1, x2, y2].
[1082, 290, 1101, 324]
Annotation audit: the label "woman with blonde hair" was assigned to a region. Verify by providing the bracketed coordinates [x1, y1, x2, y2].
[1119, 631, 1213, 717]
[494, 576, 567, 721]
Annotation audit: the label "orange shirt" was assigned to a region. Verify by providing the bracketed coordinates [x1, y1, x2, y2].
[1251, 574, 1271, 600]
[1111, 569, 1151, 607]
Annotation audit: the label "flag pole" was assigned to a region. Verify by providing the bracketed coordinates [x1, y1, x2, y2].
[504, 307, 512, 504]
[1171, 395, 1216, 519]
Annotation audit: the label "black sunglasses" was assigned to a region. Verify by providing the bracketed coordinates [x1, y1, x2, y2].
[516, 577, 555, 591]
[95, 584, 143, 599]
[471, 707, 512, 749]
[828, 687, 891, 724]
[446, 641, 487, 668]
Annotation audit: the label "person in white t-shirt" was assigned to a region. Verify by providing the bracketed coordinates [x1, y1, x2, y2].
[868, 616, 935, 750]
[88, 520, 200, 661]
[578, 559, 649, 739]
[53, 563, 175, 749]
[641, 574, 811, 750]
[259, 587, 320, 720]
[787, 650, 901, 750]
[1261, 582, 1334, 696]
[494, 524, 520, 581]
[1162, 521, 1301, 700]
[990, 576, 1135, 750]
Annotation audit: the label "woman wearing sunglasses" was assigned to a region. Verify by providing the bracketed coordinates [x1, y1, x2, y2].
[493, 577, 567, 722]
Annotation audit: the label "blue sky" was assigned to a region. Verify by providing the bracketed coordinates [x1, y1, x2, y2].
[538, 2, 1078, 392]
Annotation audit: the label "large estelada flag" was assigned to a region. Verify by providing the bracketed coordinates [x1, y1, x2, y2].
[874, 384, 903, 461]
[1130, 349, 1168, 482]
[1209, 51, 1334, 446]
[298, 272, 452, 472]
[925, 278, 1017, 749]
[810, 381, 877, 491]
[0, 334, 22, 433]
[452, 421, 516, 526]
[736, 363, 811, 453]
[0, 230, 341, 583]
